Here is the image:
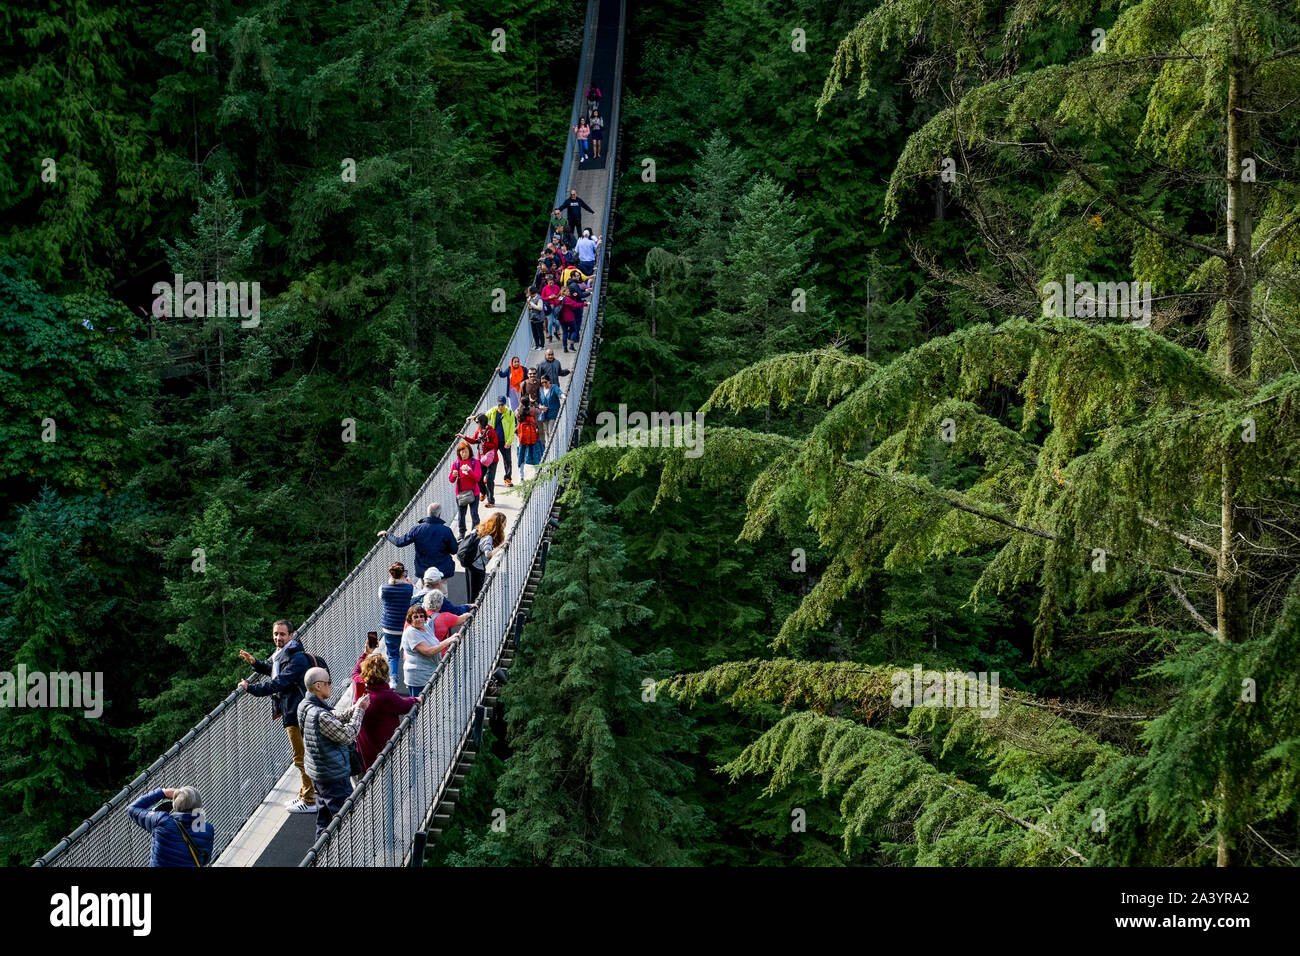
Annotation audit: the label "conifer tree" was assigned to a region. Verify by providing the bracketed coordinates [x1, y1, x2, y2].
[136, 499, 272, 756]
[559, 0, 1300, 859]
[0, 490, 117, 864]
[454, 488, 701, 866]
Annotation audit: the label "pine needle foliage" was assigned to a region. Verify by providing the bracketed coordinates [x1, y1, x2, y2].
[454, 489, 702, 866]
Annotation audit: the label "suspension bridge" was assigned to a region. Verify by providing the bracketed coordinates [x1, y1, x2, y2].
[35, 0, 625, 869]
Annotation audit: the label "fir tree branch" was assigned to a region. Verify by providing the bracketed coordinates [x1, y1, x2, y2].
[1040, 135, 1229, 261]
[941, 782, 1089, 864]
[1247, 824, 1295, 865]
[1253, 209, 1300, 264]
[1164, 574, 1218, 637]
[1139, 516, 1219, 560]
[832, 454, 1217, 580]
[1068, 53, 1209, 73]
[1012, 699, 1159, 721]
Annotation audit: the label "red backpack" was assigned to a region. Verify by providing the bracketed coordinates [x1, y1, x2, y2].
[518, 410, 539, 446]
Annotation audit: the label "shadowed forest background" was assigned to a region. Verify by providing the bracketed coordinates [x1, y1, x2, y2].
[3, 0, 1300, 867]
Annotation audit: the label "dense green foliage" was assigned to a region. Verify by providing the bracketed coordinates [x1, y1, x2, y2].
[0, 0, 581, 864]
[5, 0, 1299, 869]
[449, 489, 700, 865]
[512, 0, 1300, 867]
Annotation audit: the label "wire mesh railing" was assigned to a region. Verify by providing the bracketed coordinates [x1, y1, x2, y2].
[34, 0, 621, 869]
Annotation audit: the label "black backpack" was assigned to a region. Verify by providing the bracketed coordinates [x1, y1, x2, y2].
[457, 531, 481, 567]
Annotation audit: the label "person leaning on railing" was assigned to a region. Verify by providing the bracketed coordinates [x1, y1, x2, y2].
[238, 620, 327, 815]
[377, 502, 458, 584]
[401, 605, 464, 698]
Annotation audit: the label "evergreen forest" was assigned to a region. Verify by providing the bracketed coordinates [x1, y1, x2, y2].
[3, 0, 1300, 875]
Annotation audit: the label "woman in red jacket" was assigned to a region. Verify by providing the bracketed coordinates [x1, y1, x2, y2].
[541, 275, 564, 343]
[459, 413, 501, 508]
[559, 291, 585, 353]
[449, 441, 483, 536]
[354, 656, 417, 773]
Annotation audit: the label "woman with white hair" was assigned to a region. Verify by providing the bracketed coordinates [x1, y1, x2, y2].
[127, 785, 215, 866]
[414, 568, 475, 617]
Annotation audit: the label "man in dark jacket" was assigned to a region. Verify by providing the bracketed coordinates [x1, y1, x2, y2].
[238, 620, 326, 814]
[535, 348, 571, 390]
[377, 503, 458, 581]
[563, 189, 595, 233]
[298, 667, 369, 841]
[127, 786, 215, 867]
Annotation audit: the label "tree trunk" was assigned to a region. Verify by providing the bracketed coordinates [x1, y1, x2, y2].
[1214, 8, 1256, 866]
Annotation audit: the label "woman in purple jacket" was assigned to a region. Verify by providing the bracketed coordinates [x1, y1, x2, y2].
[354, 656, 417, 771]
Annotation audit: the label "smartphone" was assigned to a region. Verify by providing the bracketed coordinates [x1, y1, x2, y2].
[366, 631, 379, 650]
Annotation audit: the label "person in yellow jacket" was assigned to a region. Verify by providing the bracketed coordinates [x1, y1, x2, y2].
[559, 264, 591, 287]
[485, 396, 517, 487]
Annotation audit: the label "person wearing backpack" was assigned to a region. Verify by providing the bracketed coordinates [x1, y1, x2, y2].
[466, 512, 509, 602]
[527, 288, 547, 348]
[459, 413, 500, 507]
[127, 786, 215, 867]
[586, 85, 601, 118]
[237, 620, 328, 814]
[449, 441, 482, 537]
[516, 400, 541, 478]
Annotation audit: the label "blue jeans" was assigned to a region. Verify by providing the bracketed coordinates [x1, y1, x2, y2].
[383, 630, 401, 685]
[314, 776, 354, 842]
[546, 307, 561, 337]
[578, 139, 589, 161]
[407, 682, 424, 698]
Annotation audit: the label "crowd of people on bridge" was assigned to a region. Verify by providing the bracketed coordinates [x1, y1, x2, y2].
[132, 169, 606, 864]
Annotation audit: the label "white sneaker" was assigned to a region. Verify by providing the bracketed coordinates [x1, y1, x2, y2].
[285, 798, 317, 814]
[388, 677, 397, 690]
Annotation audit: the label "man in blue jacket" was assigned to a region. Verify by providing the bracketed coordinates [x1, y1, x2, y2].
[537, 375, 563, 457]
[238, 620, 327, 814]
[377, 502, 458, 581]
[127, 786, 215, 867]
